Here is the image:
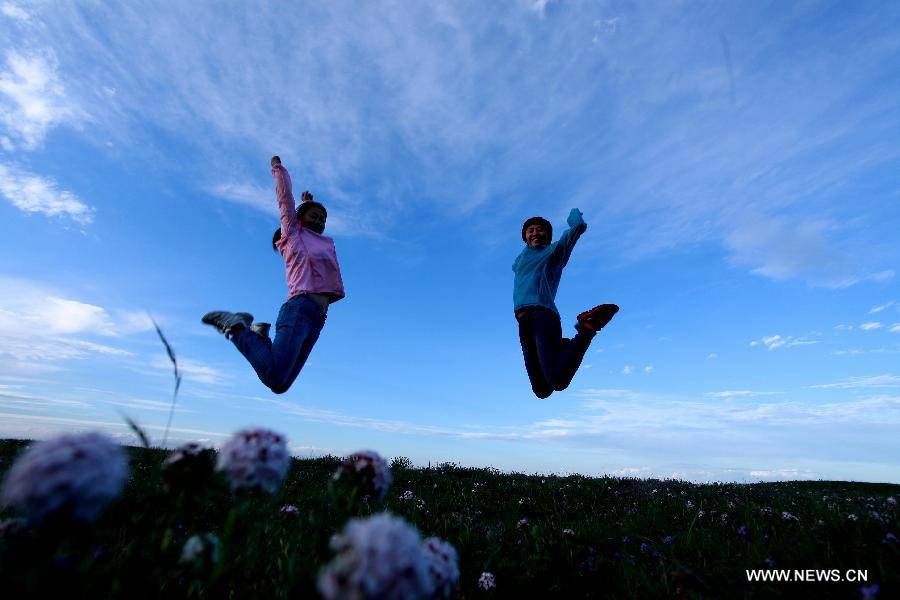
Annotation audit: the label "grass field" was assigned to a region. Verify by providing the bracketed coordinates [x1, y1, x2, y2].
[0, 437, 897, 598]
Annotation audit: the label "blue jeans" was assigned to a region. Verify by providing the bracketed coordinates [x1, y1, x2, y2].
[231, 295, 326, 394]
[517, 306, 595, 399]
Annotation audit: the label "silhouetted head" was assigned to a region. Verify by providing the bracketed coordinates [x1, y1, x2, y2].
[272, 202, 329, 250]
[522, 216, 552, 248]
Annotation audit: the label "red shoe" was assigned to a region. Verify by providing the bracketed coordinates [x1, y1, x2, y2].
[577, 304, 619, 331]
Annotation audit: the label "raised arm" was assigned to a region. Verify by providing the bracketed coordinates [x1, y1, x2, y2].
[271, 156, 297, 234]
[553, 208, 587, 262]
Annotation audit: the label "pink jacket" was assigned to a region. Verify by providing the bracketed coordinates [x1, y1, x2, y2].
[272, 165, 345, 303]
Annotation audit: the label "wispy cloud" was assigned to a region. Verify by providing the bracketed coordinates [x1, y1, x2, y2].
[0, 49, 83, 149]
[861, 321, 883, 331]
[750, 335, 820, 351]
[890, 324, 900, 334]
[150, 355, 227, 386]
[1, 3, 32, 22]
[621, 365, 633, 375]
[0, 277, 115, 335]
[529, 0, 556, 19]
[0, 411, 231, 448]
[211, 181, 276, 216]
[106, 397, 196, 414]
[870, 301, 896, 313]
[705, 390, 782, 399]
[0, 163, 93, 223]
[749, 469, 818, 481]
[3, 3, 896, 287]
[828, 348, 896, 356]
[0, 276, 146, 369]
[809, 375, 900, 389]
[0, 390, 92, 411]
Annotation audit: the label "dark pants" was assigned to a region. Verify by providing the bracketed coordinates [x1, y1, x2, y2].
[231, 295, 326, 394]
[517, 306, 595, 399]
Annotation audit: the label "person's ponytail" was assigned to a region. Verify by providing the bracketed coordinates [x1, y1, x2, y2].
[272, 228, 281, 251]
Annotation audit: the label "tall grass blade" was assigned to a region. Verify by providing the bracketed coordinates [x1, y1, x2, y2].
[119, 411, 151, 448]
[150, 315, 182, 448]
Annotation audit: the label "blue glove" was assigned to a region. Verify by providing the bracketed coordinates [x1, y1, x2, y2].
[567, 208, 585, 229]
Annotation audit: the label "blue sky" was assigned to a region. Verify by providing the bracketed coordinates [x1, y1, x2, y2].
[1, 0, 899, 483]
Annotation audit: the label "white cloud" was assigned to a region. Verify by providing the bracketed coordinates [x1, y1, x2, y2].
[149, 355, 227, 386]
[705, 390, 781, 399]
[891, 324, 900, 333]
[592, 17, 621, 43]
[112, 311, 157, 335]
[529, 0, 555, 18]
[860, 321, 883, 331]
[644, 365, 654, 374]
[621, 365, 633, 375]
[828, 348, 893, 356]
[0, 411, 231, 449]
[0, 283, 115, 336]
[106, 397, 195, 413]
[0, 276, 145, 366]
[749, 469, 817, 480]
[1, 3, 30, 21]
[211, 181, 276, 216]
[723, 216, 893, 288]
[610, 466, 651, 476]
[834, 324, 854, 331]
[870, 301, 895, 314]
[574, 388, 634, 399]
[707, 353, 718, 360]
[0, 50, 82, 148]
[0, 163, 94, 223]
[750, 334, 820, 351]
[809, 375, 900, 389]
[0, 2, 894, 287]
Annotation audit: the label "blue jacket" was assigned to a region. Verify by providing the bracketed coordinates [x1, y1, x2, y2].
[512, 208, 586, 315]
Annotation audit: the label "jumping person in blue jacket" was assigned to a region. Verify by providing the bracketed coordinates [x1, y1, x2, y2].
[513, 208, 618, 398]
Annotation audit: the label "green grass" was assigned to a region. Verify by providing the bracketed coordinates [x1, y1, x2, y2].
[1, 438, 898, 598]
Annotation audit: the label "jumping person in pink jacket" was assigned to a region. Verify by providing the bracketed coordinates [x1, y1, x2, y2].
[202, 156, 345, 394]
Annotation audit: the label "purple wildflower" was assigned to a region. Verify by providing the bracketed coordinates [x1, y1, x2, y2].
[216, 428, 290, 494]
[477, 572, 496, 591]
[422, 537, 460, 598]
[333, 450, 393, 501]
[180, 533, 222, 566]
[0, 431, 128, 524]
[860, 584, 879, 599]
[318, 513, 434, 599]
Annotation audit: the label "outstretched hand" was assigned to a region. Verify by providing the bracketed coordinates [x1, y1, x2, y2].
[271, 155, 282, 167]
[301, 190, 314, 203]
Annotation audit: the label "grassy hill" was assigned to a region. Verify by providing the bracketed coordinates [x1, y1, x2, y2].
[0, 438, 897, 598]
